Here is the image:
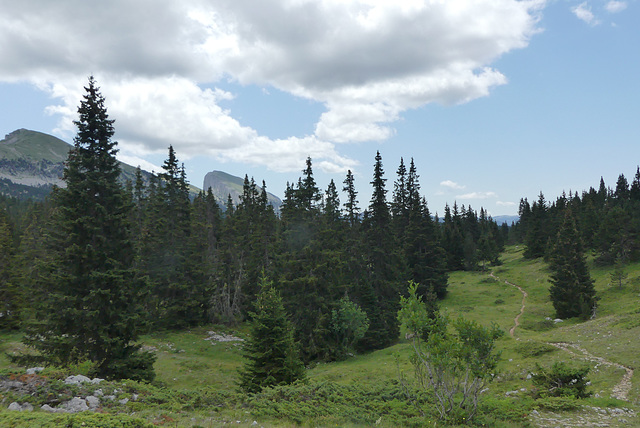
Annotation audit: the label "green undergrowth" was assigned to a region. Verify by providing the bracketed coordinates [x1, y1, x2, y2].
[0, 412, 153, 428]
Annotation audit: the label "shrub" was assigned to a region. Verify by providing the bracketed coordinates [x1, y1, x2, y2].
[530, 362, 591, 399]
[398, 282, 503, 423]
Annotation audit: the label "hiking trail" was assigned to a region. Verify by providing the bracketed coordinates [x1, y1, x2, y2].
[490, 272, 527, 338]
[489, 272, 634, 402]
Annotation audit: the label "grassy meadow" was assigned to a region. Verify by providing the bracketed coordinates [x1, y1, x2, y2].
[1, 245, 640, 426]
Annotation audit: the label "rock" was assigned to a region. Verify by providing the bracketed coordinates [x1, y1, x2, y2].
[26, 367, 44, 375]
[93, 388, 103, 397]
[205, 331, 244, 342]
[64, 375, 103, 385]
[86, 396, 100, 409]
[554, 318, 563, 323]
[119, 398, 129, 405]
[132, 393, 139, 401]
[41, 404, 65, 413]
[60, 397, 89, 413]
[104, 395, 116, 401]
[64, 375, 91, 385]
[4, 380, 24, 388]
[8, 402, 34, 412]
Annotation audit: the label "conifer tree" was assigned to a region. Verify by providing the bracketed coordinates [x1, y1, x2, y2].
[142, 147, 195, 328]
[441, 204, 464, 270]
[524, 192, 548, 259]
[630, 167, 640, 202]
[402, 159, 448, 299]
[343, 170, 360, 226]
[239, 273, 305, 393]
[549, 210, 598, 320]
[23, 77, 154, 381]
[359, 151, 402, 350]
[0, 210, 19, 329]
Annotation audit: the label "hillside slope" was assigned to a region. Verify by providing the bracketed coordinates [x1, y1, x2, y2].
[0, 129, 185, 199]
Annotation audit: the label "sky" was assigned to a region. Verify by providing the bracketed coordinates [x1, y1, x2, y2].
[1, 0, 639, 217]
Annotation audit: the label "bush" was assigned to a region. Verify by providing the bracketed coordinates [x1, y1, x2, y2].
[533, 396, 581, 411]
[248, 379, 434, 426]
[398, 282, 503, 423]
[0, 412, 152, 427]
[530, 362, 591, 399]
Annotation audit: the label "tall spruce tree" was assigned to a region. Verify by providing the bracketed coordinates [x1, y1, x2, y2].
[359, 151, 402, 350]
[23, 77, 154, 381]
[403, 159, 448, 299]
[343, 170, 360, 226]
[549, 209, 598, 320]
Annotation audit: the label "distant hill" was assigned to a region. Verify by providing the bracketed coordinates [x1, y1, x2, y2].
[203, 170, 282, 211]
[493, 215, 520, 225]
[0, 128, 157, 199]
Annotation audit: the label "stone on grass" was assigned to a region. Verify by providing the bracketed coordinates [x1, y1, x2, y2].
[8, 402, 33, 411]
[86, 395, 101, 409]
[64, 375, 104, 385]
[60, 397, 89, 413]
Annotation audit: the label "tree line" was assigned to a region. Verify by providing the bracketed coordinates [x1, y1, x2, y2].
[0, 80, 510, 375]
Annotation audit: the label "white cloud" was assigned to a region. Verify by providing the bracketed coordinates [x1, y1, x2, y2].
[572, 2, 600, 25]
[440, 180, 466, 190]
[497, 201, 517, 207]
[457, 191, 498, 200]
[605, 1, 627, 13]
[0, 0, 545, 172]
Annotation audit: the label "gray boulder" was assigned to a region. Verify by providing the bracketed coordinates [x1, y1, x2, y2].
[86, 395, 101, 409]
[8, 402, 34, 411]
[59, 397, 89, 413]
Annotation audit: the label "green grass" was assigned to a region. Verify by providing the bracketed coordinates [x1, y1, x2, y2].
[2, 245, 640, 426]
[0, 129, 71, 162]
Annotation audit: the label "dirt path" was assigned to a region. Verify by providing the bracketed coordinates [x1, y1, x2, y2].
[550, 342, 634, 402]
[490, 273, 527, 338]
[489, 272, 634, 402]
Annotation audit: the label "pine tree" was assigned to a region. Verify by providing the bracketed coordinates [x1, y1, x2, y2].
[549, 210, 598, 320]
[239, 273, 305, 393]
[359, 151, 402, 350]
[630, 167, 640, 202]
[141, 147, 195, 328]
[0, 210, 19, 329]
[524, 192, 548, 259]
[23, 77, 154, 381]
[342, 170, 360, 226]
[403, 159, 448, 299]
[441, 204, 464, 270]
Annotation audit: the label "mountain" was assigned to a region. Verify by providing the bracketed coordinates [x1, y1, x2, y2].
[203, 170, 282, 211]
[0, 128, 157, 199]
[493, 215, 520, 225]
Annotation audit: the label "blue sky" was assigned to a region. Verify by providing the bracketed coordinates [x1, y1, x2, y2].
[1, 0, 638, 217]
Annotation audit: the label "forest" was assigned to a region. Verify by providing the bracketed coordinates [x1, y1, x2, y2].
[2, 79, 640, 426]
